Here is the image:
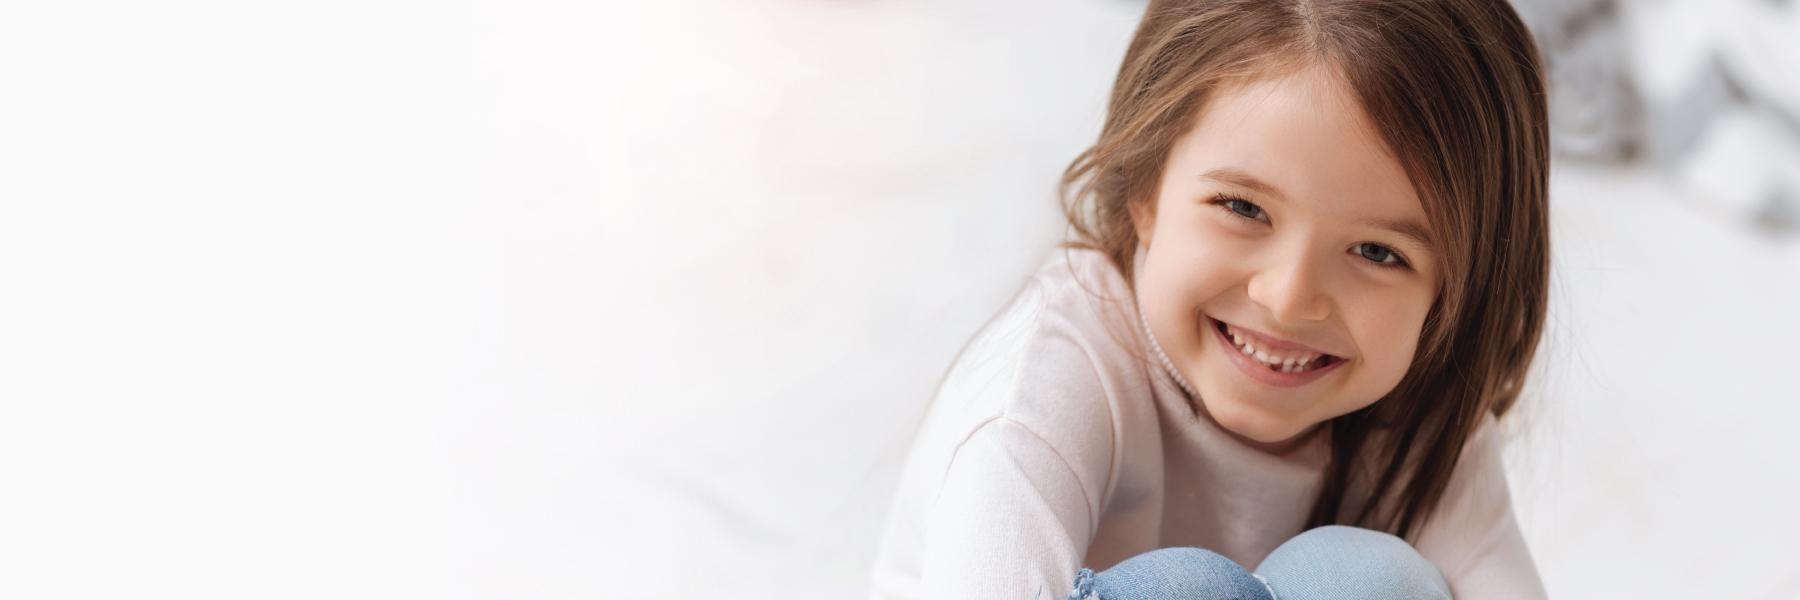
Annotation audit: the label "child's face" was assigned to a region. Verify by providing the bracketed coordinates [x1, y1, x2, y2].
[1132, 64, 1440, 451]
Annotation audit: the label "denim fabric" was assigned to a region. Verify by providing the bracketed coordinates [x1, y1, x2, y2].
[1067, 526, 1451, 600]
[1067, 567, 1098, 600]
[1066, 547, 1272, 600]
[1254, 525, 1452, 600]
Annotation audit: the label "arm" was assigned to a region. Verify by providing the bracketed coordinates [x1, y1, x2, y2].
[1413, 413, 1549, 599]
[921, 418, 1098, 600]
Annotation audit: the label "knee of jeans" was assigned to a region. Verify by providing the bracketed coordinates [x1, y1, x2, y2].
[1093, 547, 1271, 600]
[1289, 525, 1409, 554]
[1256, 525, 1450, 600]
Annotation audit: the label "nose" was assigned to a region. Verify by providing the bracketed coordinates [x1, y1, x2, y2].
[1246, 249, 1331, 323]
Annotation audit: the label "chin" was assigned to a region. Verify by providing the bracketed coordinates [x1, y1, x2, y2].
[1236, 421, 1302, 445]
[1200, 394, 1283, 439]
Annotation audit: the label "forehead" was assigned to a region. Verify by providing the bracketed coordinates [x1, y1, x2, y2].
[1170, 64, 1424, 227]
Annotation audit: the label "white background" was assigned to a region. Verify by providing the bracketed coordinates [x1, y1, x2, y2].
[2, 0, 1797, 598]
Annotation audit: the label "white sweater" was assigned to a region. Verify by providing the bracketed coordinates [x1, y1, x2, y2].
[869, 246, 1547, 599]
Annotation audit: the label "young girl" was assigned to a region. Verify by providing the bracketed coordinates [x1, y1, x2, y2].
[871, 0, 1549, 598]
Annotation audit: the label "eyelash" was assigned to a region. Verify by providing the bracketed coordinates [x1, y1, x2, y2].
[1210, 192, 1268, 223]
[1207, 193, 1412, 270]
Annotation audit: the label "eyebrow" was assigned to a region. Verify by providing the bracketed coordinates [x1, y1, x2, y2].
[1200, 167, 1287, 200]
[1359, 216, 1435, 250]
[1199, 166, 1435, 249]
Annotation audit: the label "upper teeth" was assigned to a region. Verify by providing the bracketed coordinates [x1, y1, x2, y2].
[1225, 324, 1323, 372]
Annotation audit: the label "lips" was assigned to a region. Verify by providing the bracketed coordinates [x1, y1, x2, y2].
[1207, 317, 1347, 387]
[1213, 319, 1339, 373]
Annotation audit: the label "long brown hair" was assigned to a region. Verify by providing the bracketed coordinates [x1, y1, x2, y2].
[1059, 0, 1549, 542]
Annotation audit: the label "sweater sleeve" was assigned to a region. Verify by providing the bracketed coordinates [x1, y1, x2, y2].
[1413, 413, 1548, 599]
[920, 417, 1097, 600]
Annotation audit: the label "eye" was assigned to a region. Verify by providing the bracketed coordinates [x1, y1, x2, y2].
[1352, 242, 1408, 268]
[1211, 194, 1269, 224]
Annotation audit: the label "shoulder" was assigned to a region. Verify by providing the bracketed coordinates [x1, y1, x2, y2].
[871, 250, 1161, 595]
[939, 248, 1143, 419]
[926, 247, 1151, 488]
[1340, 412, 1520, 543]
[1412, 411, 1547, 598]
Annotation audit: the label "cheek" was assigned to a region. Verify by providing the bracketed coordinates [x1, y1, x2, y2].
[1145, 215, 1242, 293]
[1146, 247, 1234, 306]
[1138, 239, 1239, 343]
[1350, 293, 1434, 384]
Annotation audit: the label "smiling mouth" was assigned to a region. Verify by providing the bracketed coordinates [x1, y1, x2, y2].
[1210, 318, 1341, 374]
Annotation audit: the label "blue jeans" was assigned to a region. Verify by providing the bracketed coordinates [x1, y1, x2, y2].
[1065, 525, 1452, 600]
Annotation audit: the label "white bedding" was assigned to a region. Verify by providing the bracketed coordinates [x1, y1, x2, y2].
[7, 1, 1796, 598]
[554, 3, 1800, 597]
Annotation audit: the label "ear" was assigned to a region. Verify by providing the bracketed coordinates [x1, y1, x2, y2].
[1128, 199, 1155, 249]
